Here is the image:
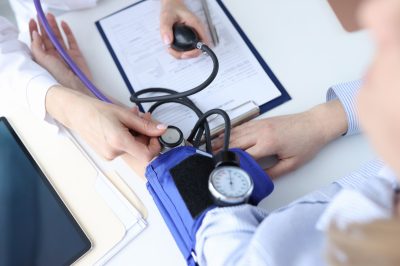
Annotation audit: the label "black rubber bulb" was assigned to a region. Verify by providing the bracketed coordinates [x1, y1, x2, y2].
[171, 24, 200, 52]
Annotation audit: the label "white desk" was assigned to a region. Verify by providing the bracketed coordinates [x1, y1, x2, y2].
[57, 0, 376, 264]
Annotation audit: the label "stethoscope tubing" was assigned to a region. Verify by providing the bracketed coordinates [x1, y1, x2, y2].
[130, 44, 219, 103]
[33, 0, 230, 153]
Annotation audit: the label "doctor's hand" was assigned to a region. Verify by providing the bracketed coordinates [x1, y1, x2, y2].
[160, 0, 209, 59]
[29, 14, 92, 96]
[213, 100, 348, 178]
[45, 86, 167, 164]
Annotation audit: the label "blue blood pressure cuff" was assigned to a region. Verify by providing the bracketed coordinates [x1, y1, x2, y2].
[145, 146, 274, 265]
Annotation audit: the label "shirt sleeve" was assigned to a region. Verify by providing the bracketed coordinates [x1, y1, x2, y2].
[195, 205, 270, 266]
[326, 80, 362, 136]
[0, 17, 58, 122]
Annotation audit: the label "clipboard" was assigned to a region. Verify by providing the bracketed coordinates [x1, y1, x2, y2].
[95, 0, 291, 130]
[215, 0, 291, 113]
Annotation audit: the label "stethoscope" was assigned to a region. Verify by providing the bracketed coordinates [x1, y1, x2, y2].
[33, 0, 255, 207]
[33, 0, 228, 153]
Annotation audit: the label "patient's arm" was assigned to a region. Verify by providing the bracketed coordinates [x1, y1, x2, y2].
[213, 100, 348, 178]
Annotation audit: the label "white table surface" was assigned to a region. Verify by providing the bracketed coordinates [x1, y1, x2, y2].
[55, 0, 377, 265]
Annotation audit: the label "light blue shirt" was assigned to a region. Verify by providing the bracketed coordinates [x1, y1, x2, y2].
[195, 81, 398, 266]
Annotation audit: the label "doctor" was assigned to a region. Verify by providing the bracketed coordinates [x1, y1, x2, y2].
[0, 0, 207, 166]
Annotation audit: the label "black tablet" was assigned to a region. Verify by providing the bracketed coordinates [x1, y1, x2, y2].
[0, 117, 92, 266]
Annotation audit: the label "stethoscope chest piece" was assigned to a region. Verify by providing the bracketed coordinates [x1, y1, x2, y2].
[159, 126, 187, 153]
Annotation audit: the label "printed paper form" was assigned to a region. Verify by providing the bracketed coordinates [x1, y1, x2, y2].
[98, 0, 282, 137]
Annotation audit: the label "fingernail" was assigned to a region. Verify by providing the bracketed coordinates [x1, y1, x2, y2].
[157, 124, 168, 130]
[163, 35, 171, 45]
[32, 31, 38, 39]
[181, 54, 190, 59]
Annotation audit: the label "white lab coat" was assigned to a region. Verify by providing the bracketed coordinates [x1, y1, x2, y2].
[0, 16, 57, 122]
[9, 0, 98, 34]
[0, 0, 97, 122]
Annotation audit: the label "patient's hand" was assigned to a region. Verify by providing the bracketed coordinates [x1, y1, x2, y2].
[29, 13, 92, 96]
[160, 0, 210, 59]
[213, 100, 348, 178]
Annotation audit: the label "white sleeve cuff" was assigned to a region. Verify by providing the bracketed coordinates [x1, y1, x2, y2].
[25, 73, 58, 120]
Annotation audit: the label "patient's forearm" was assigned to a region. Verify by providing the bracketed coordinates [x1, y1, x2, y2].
[308, 99, 348, 145]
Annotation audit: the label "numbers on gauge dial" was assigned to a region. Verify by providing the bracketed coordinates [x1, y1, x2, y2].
[211, 167, 251, 197]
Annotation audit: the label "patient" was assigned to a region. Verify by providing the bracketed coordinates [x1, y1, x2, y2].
[197, 0, 400, 265]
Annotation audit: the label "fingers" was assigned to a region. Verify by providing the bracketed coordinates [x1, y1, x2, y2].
[119, 131, 155, 162]
[37, 15, 55, 52]
[130, 106, 140, 116]
[61, 20, 79, 51]
[134, 112, 161, 160]
[245, 145, 268, 161]
[46, 13, 67, 50]
[167, 47, 201, 59]
[160, 11, 201, 59]
[230, 135, 256, 151]
[230, 122, 256, 139]
[97, 109, 161, 162]
[212, 122, 256, 151]
[120, 109, 167, 137]
[29, 19, 45, 58]
[29, 19, 39, 42]
[117, 110, 162, 161]
[265, 158, 298, 179]
[147, 137, 162, 159]
[119, 133, 160, 163]
[212, 135, 224, 151]
[160, 3, 208, 59]
[30, 29, 46, 61]
[181, 50, 202, 59]
[160, 9, 176, 46]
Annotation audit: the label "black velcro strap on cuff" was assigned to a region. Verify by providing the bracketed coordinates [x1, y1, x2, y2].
[170, 154, 215, 218]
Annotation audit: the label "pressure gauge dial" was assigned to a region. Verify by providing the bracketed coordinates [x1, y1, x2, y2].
[209, 166, 254, 206]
